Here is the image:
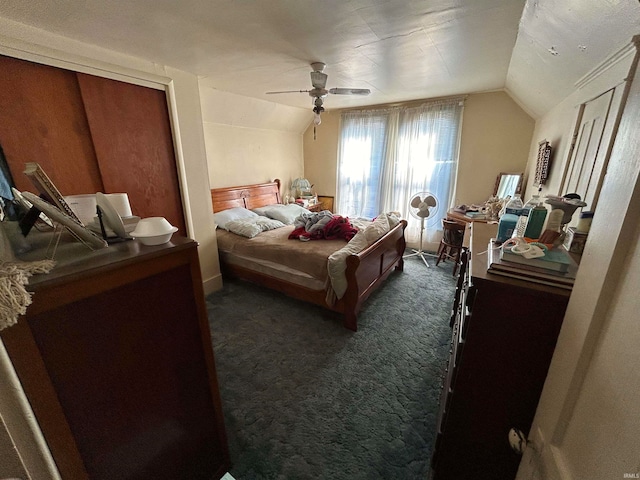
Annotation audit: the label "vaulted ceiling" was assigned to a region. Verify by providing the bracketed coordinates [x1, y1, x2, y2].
[0, 0, 639, 118]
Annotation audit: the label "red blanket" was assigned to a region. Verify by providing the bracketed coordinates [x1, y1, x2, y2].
[289, 215, 358, 241]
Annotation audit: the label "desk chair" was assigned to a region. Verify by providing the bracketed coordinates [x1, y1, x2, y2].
[436, 219, 466, 276]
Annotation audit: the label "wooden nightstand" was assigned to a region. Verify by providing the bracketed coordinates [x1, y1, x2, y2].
[317, 196, 334, 213]
[306, 202, 324, 212]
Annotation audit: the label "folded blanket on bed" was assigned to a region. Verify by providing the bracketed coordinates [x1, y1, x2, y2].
[289, 212, 358, 241]
[292, 210, 333, 234]
[326, 212, 401, 303]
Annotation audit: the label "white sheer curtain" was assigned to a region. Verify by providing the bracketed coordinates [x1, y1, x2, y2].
[336, 98, 464, 249]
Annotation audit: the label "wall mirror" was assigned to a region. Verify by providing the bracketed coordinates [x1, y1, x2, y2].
[494, 172, 523, 199]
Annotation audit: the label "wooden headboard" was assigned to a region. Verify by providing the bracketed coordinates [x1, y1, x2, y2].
[211, 179, 282, 212]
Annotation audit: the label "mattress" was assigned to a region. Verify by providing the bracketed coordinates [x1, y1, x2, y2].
[215, 225, 350, 290]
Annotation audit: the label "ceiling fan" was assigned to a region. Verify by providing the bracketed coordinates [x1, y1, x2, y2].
[266, 62, 371, 126]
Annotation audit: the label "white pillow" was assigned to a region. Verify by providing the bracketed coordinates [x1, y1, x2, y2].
[213, 207, 258, 230]
[363, 212, 402, 244]
[251, 204, 283, 216]
[386, 212, 401, 228]
[226, 219, 262, 238]
[364, 214, 391, 244]
[255, 216, 286, 231]
[254, 203, 309, 225]
[225, 216, 286, 238]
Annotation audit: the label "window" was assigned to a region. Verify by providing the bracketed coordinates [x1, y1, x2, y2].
[336, 98, 464, 246]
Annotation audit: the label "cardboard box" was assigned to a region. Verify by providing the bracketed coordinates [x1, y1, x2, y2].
[563, 226, 588, 254]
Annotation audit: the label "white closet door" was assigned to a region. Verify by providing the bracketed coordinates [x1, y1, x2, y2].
[562, 85, 625, 211]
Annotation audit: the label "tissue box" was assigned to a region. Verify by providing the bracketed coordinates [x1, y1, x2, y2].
[563, 227, 588, 254]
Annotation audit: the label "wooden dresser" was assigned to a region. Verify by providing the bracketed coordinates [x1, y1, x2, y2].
[1, 235, 230, 479]
[431, 222, 571, 479]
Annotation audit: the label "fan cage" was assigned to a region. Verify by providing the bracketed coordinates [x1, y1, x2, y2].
[408, 192, 440, 221]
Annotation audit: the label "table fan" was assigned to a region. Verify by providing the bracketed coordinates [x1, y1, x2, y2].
[403, 191, 440, 267]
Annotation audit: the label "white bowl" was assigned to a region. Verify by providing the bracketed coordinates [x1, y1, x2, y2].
[134, 231, 178, 246]
[130, 217, 178, 245]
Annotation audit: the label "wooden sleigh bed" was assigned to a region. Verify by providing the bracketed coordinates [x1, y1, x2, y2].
[210, 180, 407, 331]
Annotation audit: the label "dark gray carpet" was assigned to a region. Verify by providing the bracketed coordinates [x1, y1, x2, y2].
[205, 255, 457, 480]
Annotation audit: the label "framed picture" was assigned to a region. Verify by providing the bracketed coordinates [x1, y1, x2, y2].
[534, 140, 552, 186]
[23, 162, 83, 225]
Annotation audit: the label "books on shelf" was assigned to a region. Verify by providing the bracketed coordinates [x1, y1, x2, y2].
[486, 239, 577, 290]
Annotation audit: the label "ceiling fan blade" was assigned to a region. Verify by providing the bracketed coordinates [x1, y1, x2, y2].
[265, 90, 311, 94]
[329, 88, 371, 95]
[311, 71, 328, 89]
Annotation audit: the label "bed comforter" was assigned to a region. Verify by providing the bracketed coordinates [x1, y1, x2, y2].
[216, 212, 401, 304]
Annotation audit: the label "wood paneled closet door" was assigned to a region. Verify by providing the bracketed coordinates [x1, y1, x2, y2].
[0, 55, 186, 234]
[0, 55, 104, 195]
[77, 74, 186, 234]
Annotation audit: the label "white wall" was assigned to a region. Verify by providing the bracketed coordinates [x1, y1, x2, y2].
[199, 87, 311, 195]
[302, 110, 341, 198]
[457, 91, 534, 204]
[165, 68, 222, 293]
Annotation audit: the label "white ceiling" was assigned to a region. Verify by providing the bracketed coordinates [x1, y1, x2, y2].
[0, 0, 638, 118]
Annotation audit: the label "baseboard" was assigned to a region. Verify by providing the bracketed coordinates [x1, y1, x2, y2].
[203, 273, 223, 295]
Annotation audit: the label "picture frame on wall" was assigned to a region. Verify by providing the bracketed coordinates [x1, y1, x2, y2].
[534, 140, 552, 186]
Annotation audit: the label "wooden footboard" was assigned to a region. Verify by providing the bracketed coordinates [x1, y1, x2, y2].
[341, 219, 407, 331]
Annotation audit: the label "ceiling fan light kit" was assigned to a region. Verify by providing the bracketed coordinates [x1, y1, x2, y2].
[266, 62, 371, 138]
